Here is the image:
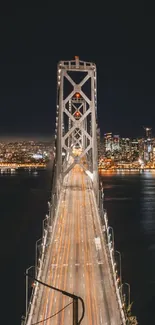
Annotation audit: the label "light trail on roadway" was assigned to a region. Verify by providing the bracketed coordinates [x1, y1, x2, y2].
[31, 165, 122, 324]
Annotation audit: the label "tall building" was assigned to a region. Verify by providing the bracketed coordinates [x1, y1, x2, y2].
[120, 138, 131, 161]
[144, 127, 152, 139]
[143, 127, 153, 162]
[103, 132, 113, 154]
[153, 143, 155, 163]
[130, 138, 139, 161]
[103, 133, 121, 160]
[138, 138, 144, 160]
[113, 135, 120, 151]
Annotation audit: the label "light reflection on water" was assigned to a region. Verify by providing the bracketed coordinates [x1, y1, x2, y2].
[100, 171, 155, 325]
[141, 177, 155, 234]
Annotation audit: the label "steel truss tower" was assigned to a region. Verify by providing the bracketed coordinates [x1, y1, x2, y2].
[55, 57, 99, 199]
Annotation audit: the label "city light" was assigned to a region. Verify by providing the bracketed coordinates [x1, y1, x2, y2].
[98, 128, 155, 171]
[0, 139, 53, 171]
[75, 92, 80, 98]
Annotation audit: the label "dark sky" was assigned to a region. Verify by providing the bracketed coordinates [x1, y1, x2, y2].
[0, 6, 155, 138]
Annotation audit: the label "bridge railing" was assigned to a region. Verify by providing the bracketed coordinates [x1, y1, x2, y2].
[23, 190, 59, 325]
[23, 169, 130, 324]
[23, 163, 60, 325]
[23, 222, 48, 324]
[98, 188, 127, 325]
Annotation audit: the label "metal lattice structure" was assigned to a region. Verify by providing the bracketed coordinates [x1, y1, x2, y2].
[55, 57, 99, 198]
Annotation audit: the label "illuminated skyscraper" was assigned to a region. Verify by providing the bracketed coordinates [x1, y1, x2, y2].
[120, 138, 131, 161]
[143, 127, 153, 162]
[113, 135, 120, 151]
[104, 132, 113, 153]
[130, 138, 139, 160]
[144, 127, 152, 139]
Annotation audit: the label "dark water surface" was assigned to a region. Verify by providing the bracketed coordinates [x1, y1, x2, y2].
[0, 170, 155, 324]
[0, 170, 52, 325]
[101, 170, 155, 325]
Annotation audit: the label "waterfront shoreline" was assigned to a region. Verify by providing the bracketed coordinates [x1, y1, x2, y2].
[99, 168, 155, 172]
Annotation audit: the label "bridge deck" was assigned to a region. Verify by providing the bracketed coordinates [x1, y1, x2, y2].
[32, 165, 122, 324]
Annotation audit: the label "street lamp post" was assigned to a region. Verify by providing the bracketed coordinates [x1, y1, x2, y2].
[115, 250, 122, 297]
[104, 210, 108, 229]
[124, 282, 131, 307]
[25, 272, 85, 325]
[120, 282, 131, 308]
[47, 201, 51, 213]
[42, 214, 49, 235]
[107, 226, 114, 251]
[35, 238, 42, 277]
[26, 266, 35, 316]
[99, 182, 104, 213]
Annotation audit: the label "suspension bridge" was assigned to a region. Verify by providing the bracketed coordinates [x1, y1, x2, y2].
[23, 57, 127, 325]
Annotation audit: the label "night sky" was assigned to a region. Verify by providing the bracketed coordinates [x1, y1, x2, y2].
[0, 7, 155, 138]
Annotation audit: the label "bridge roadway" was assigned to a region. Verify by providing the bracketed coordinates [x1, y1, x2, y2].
[32, 165, 122, 325]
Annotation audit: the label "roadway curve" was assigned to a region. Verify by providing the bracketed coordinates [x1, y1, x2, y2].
[31, 165, 122, 325]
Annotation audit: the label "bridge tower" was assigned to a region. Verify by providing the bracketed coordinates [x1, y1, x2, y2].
[55, 57, 99, 199]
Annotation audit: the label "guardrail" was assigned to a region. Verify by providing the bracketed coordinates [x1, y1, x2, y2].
[22, 173, 132, 325]
[99, 187, 131, 324]
[22, 187, 58, 325]
[21, 158, 63, 325]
